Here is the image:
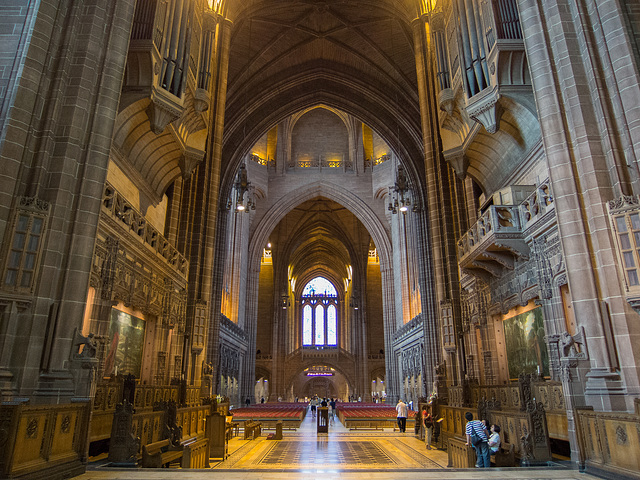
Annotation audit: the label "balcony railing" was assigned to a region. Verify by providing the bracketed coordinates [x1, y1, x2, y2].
[458, 205, 524, 257]
[519, 179, 554, 230]
[288, 155, 353, 171]
[458, 205, 530, 282]
[102, 182, 188, 278]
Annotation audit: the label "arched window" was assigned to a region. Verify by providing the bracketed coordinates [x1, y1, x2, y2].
[301, 277, 338, 346]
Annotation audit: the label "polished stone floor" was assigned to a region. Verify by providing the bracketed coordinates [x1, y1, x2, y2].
[78, 409, 600, 480]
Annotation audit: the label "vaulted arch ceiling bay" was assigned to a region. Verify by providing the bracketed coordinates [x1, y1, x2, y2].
[221, 0, 427, 197]
[270, 197, 371, 287]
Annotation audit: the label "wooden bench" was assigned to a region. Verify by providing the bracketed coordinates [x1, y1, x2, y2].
[447, 436, 476, 468]
[493, 443, 516, 467]
[243, 421, 261, 439]
[181, 437, 209, 469]
[141, 438, 183, 468]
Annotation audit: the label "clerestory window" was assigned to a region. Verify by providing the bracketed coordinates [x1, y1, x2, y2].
[301, 277, 338, 346]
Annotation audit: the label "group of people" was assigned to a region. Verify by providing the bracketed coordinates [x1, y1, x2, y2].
[309, 396, 337, 423]
[464, 411, 501, 467]
[396, 401, 502, 466]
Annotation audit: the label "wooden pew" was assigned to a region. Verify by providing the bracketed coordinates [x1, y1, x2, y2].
[494, 443, 516, 467]
[447, 436, 476, 468]
[243, 421, 262, 439]
[181, 437, 210, 469]
[141, 438, 183, 468]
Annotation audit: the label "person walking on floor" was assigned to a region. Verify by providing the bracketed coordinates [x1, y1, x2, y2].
[396, 399, 408, 433]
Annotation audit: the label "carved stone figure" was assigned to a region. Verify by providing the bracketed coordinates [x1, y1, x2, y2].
[73, 328, 98, 359]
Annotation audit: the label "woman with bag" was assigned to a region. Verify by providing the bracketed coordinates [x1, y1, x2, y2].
[423, 411, 434, 450]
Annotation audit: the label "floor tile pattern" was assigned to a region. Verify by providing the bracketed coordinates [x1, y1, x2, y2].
[80, 410, 603, 479]
[260, 441, 394, 466]
[217, 436, 444, 470]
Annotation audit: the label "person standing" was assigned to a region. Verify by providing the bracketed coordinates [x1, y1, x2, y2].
[424, 411, 434, 449]
[464, 412, 490, 467]
[396, 399, 408, 432]
[310, 397, 317, 418]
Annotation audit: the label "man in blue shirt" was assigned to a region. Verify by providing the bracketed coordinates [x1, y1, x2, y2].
[464, 412, 490, 467]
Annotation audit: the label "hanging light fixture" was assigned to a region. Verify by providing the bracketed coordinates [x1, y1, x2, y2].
[388, 164, 412, 214]
[281, 295, 290, 310]
[228, 163, 255, 213]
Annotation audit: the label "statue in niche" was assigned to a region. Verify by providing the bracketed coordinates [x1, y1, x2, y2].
[73, 328, 97, 359]
[560, 328, 586, 359]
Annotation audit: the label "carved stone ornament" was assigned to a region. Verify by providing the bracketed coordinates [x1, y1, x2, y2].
[607, 195, 640, 214]
[19, 196, 50, 212]
[466, 87, 501, 134]
[147, 88, 183, 135]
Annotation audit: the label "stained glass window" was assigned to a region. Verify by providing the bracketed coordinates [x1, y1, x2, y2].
[315, 305, 324, 344]
[303, 305, 312, 345]
[301, 277, 338, 346]
[302, 277, 337, 296]
[327, 305, 337, 345]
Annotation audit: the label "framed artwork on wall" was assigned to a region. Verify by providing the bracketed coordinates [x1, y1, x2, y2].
[103, 308, 146, 377]
[503, 307, 549, 380]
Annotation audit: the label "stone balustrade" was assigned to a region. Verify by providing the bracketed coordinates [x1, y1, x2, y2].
[519, 179, 554, 231]
[102, 182, 188, 278]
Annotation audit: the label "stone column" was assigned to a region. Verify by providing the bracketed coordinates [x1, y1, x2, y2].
[275, 119, 290, 175]
[241, 265, 260, 401]
[381, 265, 398, 402]
[517, 0, 637, 412]
[0, 0, 136, 400]
[413, 17, 462, 386]
[199, 17, 233, 395]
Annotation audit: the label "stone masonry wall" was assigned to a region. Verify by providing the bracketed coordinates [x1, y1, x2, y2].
[0, 0, 37, 139]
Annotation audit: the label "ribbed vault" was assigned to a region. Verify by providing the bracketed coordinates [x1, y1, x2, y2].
[248, 182, 392, 272]
[220, 0, 427, 203]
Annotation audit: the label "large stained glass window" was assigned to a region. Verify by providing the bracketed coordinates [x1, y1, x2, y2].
[301, 276, 338, 346]
[315, 305, 324, 344]
[302, 277, 337, 296]
[327, 305, 337, 345]
[303, 305, 313, 345]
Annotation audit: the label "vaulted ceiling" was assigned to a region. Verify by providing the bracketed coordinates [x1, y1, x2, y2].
[269, 197, 372, 289]
[221, 0, 426, 187]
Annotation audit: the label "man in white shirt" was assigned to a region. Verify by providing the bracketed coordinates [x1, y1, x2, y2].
[396, 399, 408, 432]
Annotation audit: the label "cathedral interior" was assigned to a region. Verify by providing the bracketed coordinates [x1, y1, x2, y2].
[1, 0, 640, 479]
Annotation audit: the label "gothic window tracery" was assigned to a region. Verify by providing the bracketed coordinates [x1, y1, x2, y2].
[301, 277, 338, 347]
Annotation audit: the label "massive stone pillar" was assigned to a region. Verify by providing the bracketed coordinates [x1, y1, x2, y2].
[194, 16, 233, 394]
[0, 0, 136, 401]
[412, 16, 460, 391]
[517, 0, 640, 415]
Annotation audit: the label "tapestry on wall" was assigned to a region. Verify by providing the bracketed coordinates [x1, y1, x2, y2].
[104, 308, 146, 377]
[503, 307, 549, 380]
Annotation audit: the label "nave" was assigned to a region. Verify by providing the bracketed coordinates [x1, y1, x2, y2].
[78, 412, 597, 480]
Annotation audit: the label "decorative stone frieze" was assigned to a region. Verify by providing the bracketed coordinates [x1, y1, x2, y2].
[220, 315, 248, 343]
[393, 313, 423, 343]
